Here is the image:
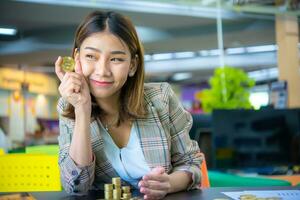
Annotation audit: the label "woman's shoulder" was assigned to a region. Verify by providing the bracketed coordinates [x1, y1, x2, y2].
[144, 82, 171, 96]
[144, 82, 172, 106]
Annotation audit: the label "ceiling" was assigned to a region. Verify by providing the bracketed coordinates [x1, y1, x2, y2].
[0, 0, 299, 83]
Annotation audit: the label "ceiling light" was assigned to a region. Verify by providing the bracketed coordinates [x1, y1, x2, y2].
[209, 49, 221, 56]
[248, 68, 278, 81]
[0, 27, 17, 35]
[174, 51, 195, 59]
[199, 50, 210, 56]
[246, 45, 277, 53]
[172, 72, 192, 81]
[152, 53, 173, 60]
[226, 47, 246, 54]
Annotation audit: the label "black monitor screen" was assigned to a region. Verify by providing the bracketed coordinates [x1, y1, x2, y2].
[212, 109, 300, 170]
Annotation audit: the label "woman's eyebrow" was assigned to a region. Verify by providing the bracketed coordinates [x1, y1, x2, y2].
[111, 50, 126, 55]
[84, 47, 126, 55]
[84, 46, 101, 52]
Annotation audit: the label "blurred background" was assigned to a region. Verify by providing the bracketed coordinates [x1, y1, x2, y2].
[0, 0, 300, 186]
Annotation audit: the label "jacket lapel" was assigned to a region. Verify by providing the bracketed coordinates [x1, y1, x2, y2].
[91, 119, 119, 182]
[135, 95, 171, 172]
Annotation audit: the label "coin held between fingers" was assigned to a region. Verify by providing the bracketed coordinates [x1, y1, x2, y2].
[61, 56, 75, 72]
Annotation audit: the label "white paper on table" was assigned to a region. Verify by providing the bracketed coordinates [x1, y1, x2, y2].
[222, 190, 300, 200]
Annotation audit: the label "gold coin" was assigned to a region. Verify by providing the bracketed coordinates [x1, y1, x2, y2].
[61, 56, 75, 72]
[113, 188, 121, 193]
[240, 194, 256, 200]
[240, 194, 256, 197]
[112, 177, 121, 182]
[113, 193, 121, 199]
[104, 192, 113, 199]
[122, 186, 131, 193]
[123, 193, 132, 198]
[105, 183, 113, 191]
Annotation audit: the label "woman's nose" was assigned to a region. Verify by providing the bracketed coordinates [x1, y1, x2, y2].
[94, 59, 111, 76]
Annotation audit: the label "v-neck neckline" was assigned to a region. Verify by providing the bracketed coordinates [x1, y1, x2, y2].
[99, 119, 135, 150]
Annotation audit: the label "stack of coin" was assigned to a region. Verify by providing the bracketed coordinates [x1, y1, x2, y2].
[112, 177, 122, 200]
[104, 183, 113, 199]
[122, 186, 131, 200]
[104, 177, 136, 200]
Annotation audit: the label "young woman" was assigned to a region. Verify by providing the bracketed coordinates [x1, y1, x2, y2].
[55, 10, 203, 200]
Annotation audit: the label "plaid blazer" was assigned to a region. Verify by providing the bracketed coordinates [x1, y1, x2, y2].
[57, 82, 203, 194]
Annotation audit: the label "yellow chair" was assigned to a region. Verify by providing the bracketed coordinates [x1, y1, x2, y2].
[0, 154, 62, 192]
[0, 148, 4, 155]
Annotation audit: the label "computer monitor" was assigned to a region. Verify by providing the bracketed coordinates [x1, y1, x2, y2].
[212, 108, 300, 170]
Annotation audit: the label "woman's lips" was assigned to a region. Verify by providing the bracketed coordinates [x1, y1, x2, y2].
[90, 79, 113, 87]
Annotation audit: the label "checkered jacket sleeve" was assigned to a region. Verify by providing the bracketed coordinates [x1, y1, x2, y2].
[164, 83, 203, 190]
[57, 98, 95, 194]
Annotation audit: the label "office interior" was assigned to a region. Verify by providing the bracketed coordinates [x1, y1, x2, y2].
[0, 0, 300, 194]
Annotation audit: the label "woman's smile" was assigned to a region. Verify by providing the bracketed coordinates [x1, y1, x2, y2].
[90, 78, 114, 87]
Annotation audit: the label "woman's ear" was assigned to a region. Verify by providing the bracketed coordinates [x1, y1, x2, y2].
[73, 48, 80, 61]
[129, 54, 138, 77]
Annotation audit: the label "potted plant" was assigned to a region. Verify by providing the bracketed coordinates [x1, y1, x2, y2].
[196, 66, 255, 113]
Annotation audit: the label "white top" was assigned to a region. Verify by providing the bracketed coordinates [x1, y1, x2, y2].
[99, 121, 151, 188]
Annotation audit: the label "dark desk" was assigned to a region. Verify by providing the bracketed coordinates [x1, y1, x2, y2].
[28, 186, 300, 200]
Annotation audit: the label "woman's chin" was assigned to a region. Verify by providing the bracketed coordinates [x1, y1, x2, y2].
[90, 88, 118, 100]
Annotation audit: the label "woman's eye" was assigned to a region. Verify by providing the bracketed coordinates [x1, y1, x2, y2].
[86, 54, 95, 59]
[111, 58, 124, 62]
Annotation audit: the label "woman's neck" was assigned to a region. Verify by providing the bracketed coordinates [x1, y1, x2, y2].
[95, 95, 119, 116]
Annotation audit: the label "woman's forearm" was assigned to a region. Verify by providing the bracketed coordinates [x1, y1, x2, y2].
[168, 170, 192, 193]
[69, 107, 93, 167]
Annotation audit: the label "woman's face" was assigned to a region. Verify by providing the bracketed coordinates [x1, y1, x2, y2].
[76, 31, 135, 100]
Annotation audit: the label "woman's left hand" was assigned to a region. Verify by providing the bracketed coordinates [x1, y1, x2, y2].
[138, 166, 171, 200]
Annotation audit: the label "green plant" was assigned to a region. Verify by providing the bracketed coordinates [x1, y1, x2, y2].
[197, 66, 255, 113]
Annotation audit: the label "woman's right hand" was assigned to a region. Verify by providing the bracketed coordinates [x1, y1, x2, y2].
[55, 56, 91, 113]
